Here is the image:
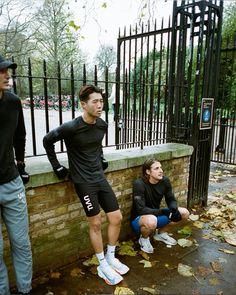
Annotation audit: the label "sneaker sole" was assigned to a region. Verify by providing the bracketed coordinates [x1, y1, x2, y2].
[111, 265, 130, 275]
[153, 237, 177, 246]
[105, 256, 130, 275]
[97, 267, 123, 285]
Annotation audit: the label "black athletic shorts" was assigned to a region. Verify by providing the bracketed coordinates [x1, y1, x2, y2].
[74, 179, 119, 217]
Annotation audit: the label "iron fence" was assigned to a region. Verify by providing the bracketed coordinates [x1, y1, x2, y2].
[10, 6, 235, 166]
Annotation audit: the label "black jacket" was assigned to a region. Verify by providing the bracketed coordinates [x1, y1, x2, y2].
[0, 91, 26, 184]
[131, 176, 178, 220]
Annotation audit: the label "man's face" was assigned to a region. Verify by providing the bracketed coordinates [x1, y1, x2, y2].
[81, 92, 104, 118]
[0, 68, 11, 91]
[147, 161, 163, 183]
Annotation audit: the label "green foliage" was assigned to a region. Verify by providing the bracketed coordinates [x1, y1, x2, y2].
[129, 50, 166, 108]
[31, 0, 84, 95]
[219, 0, 236, 110]
[68, 20, 80, 31]
[222, 0, 236, 46]
[94, 44, 116, 77]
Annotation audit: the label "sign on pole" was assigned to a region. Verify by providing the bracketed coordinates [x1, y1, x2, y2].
[199, 98, 214, 130]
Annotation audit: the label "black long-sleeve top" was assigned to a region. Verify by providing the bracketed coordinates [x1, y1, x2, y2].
[43, 116, 107, 184]
[0, 91, 26, 184]
[131, 176, 178, 220]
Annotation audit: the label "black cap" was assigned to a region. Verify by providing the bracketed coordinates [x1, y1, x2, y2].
[0, 55, 17, 70]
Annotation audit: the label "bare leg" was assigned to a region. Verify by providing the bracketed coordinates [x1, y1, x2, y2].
[106, 209, 122, 246]
[139, 215, 157, 238]
[87, 213, 103, 253]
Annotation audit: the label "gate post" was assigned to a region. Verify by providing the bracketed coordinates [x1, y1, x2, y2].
[167, 0, 224, 209]
[215, 117, 228, 153]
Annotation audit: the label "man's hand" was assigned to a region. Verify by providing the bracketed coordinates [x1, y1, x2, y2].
[170, 209, 182, 222]
[155, 208, 170, 217]
[169, 206, 177, 213]
[17, 162, 30, 184]
[101, 156, 108, 171]
[160, 208, 171, 217]
[53, 165, 68, 179]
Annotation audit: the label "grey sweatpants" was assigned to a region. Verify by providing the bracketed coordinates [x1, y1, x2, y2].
[0, 176, 32, 295]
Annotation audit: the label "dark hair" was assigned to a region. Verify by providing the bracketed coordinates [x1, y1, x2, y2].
[79, 84, 103, 102]
[142, 158, 159, 183]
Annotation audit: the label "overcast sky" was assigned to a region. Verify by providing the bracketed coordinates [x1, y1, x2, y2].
[69, 0, 174, 60]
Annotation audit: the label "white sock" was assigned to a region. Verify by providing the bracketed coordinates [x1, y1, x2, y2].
[96, 252, 107, 267]
[106, 244, 116, 260]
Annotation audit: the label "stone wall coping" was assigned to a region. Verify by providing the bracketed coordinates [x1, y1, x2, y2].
[25, 143, 193, 188]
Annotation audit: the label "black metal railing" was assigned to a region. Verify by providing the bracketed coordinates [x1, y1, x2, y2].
[10, 6, 235, 166]
[12, 60, 115, 157]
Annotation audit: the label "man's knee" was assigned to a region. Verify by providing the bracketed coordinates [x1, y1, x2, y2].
[179, 207, 190, 220]
[88, 214, 102, 233]
[108, 210, 122, 226]
[10, 233, 31, 251]
[141, 215, 157, 230]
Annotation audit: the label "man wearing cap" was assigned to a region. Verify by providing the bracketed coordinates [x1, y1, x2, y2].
[0, 55, 32, 295]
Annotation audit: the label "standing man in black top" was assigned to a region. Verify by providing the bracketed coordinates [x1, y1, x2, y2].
[131, 158, 189, 253]
[43, 84, 129, 285]
[0, 55, 32, 295]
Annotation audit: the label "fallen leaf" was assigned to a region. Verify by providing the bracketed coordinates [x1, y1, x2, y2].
[139, 250, 150, 260]
[83, 255, 99, 266]
[211, 230, 224, 238]
[70, 267, 84, 277]
[197, 265, 213, 277]
[114, 286, 135, 294]
[226, 193, 236, 200]
[177, 263, 194, 277]
[165, 263, 176, 270]
[218, 248, 235, 254]
[89, 265, 97, 275]
[193, 221, 204, 229]
[223, 230, 236, 246]
[210, 261, 222, 272]
[50, 271, 61, 279]
[206, 207, 222, 217]
[208, 277, 220, 285]
[139, 260, 152, 268]
[189, 214, 199, 221]
[177, 238, 193, 248]
[140, 287, 160, 294]
[177, 226, 192, 235]
[117, 240, 137, 256]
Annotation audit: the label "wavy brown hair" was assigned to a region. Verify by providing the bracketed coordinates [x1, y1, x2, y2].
[142, 158, 159, 183]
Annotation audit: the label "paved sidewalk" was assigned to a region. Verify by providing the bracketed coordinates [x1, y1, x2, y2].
[15, 163, 236, 295]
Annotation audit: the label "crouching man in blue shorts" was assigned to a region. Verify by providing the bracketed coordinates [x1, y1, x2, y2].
[43, 84, 129, 286]
[131, 158, 189, 253]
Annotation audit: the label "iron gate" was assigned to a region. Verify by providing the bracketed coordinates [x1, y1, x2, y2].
[116, 0, 224, 208]
[168, 0, 223, 208]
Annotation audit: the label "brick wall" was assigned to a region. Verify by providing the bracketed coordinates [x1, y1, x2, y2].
[3, 143, 193, 285]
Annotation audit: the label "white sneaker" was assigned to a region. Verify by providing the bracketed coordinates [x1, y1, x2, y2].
[153, 231, 177, 246]
[138, 236, 154, 253]
[97, 263, 123, 285]
[105, 256, 130, 275]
